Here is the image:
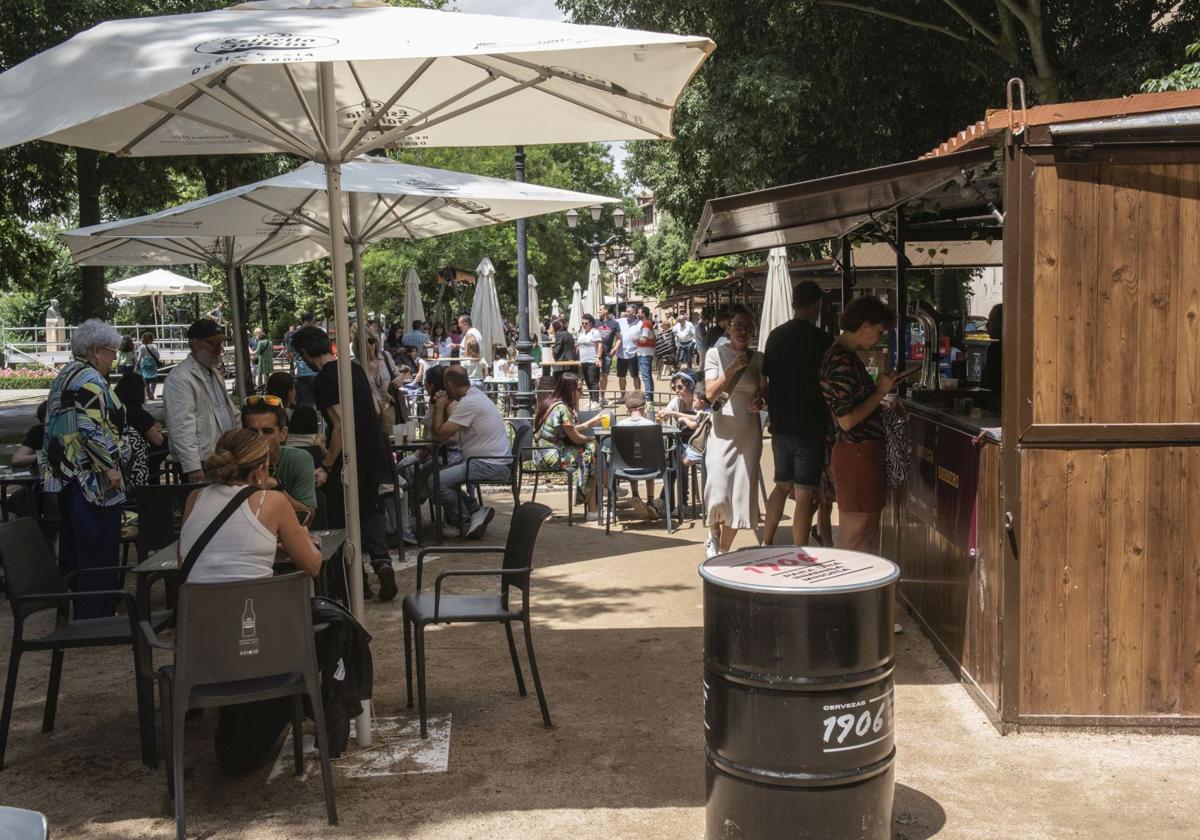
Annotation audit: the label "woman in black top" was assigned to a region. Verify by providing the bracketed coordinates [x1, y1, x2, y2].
[819, 296, 897, 551]
[114, 373, 166, 485]
[550, 318, 576, 383]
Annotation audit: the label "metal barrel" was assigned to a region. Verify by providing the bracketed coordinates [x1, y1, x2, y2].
[700, 546, 900, 840]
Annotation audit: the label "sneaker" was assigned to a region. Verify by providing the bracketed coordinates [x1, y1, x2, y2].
[894, 623, 904, 634]
[704, 536, 719, 559]
[466, 506, 495, 540]
[401, 529, 418, 546]
[375, 563, 398, 602]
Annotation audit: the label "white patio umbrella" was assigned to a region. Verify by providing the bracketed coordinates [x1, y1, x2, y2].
[0, 0, 712, 743]
[568, 282, 584, 335]
[107, 269, 214, 327]
[552, 299, 562, 319]
[586, 257, 602, 319]
[758, 246, 792, 352]
[526, 274, 541, 341]
[470, 257, 505, 364]
[402, 268, 425, 333]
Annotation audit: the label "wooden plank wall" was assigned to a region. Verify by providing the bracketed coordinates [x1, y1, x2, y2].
[964, 442, 1003, 706]
[1019, 447, 1200, 717]
[1030, 160, 1200, 425]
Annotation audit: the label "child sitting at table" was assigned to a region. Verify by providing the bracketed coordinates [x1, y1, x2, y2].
[615, 392, 659, 520]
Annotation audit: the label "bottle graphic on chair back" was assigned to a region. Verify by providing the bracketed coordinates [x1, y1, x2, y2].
[242, 599, 256, 638]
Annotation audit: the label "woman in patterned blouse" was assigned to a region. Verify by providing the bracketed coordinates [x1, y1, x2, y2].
[818, 297, 897, 552]
[42, 319, 129, 619]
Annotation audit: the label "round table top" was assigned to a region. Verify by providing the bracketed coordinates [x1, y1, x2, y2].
[699, 546, 899, 595]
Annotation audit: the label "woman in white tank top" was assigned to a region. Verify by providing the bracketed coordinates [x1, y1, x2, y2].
[178, 428, 321, 583]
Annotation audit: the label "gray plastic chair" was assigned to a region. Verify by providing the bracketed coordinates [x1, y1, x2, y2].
[0, 517, 169, 771]
[402, 502, 553, 737]
[605, 424, 675, 534]
[0, 805, 47, 839]
[140, 573, 337, 840]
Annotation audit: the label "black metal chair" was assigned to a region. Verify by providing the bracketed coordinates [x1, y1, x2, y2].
[402, 502, 553, 737]
[0, 517, 170, 770]
[605, 424, 675, 535]
[140, 573, 337, 840]
[516, 421, 576, 525]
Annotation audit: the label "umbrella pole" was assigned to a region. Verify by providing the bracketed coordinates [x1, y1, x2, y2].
[513, 146, 534, 418]
[349, 199, 370, 364]
[225, 261, 248, 401]
[320, 63, 371, 746]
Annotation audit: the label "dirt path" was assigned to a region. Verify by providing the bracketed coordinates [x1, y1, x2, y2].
[1, 485, 1196, 838]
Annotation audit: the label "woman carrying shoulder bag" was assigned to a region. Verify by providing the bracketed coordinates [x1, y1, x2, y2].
[818, 295, 897, 553]
[703, 305, 765, 558]
[178, 428, 320, 582]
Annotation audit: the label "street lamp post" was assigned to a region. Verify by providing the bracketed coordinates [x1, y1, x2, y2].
[567, 205, 628, 306]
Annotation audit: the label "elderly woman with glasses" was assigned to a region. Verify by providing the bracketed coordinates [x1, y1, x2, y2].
[41, 318, 130, 619]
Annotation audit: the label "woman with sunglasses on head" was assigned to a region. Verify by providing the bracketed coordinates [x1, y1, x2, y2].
[703, 305, 766, 558]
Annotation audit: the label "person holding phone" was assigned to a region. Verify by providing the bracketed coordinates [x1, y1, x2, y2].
[703, 305, 766, 558]
[819, 296, 898, 552]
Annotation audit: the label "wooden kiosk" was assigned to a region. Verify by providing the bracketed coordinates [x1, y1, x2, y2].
[692, 90, 1200, 731]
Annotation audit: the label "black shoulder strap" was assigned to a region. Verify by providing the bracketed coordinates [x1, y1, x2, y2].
[180, 486, 260, 583]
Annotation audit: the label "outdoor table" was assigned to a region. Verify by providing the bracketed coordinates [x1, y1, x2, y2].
[591, 425, 685, 525]
[130, 528, 347, 617]
[0, 471, 42, 521]
[392, 441, 448, 543]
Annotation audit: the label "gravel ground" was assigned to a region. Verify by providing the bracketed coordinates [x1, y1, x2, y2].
[0, 441, 1197, 839]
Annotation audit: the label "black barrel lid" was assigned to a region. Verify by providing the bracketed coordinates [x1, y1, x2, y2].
[698, 546, 899, 594]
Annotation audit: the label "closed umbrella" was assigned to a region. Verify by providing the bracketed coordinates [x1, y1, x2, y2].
[552, 299, 562, 319]
[758, 246, 792, 352]
[470, 257, 505, 365]
[527, 273, 541, 341]
[586, 257, 602, 319]
[403, 268, 425, 334]
[0, 0, 712, 744]
[568, 282, 584, 335]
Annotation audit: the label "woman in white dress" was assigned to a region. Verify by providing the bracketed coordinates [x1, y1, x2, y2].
[703, 306, 765, 557]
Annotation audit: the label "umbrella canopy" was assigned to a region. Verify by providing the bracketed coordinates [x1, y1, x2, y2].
[106, 269, 213, 298]
[568, 282, 583, 334]
[586, 257, 602, 320]
[0, 2, 713, 157]
[402, 267, 425, 332]
[470, 257, 505, 364]
[62, 157, 616, 245]
[527, 274, 541, 341]
[757, 246, 792, 352]
[552, 299, 562, 319]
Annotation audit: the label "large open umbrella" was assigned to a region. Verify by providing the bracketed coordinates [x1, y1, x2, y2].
[0, 0, 712, 744]
[568, 282, 584, 335]
[758, 246, 792, 352]
[402, 267, 425, 333]
[586, 257, 602, 319]
[470, 257, 505, 364]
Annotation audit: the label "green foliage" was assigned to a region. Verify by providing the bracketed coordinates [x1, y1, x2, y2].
[1143, 39, 1200, 92]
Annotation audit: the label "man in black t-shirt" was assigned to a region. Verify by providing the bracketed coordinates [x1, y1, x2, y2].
[291, 324, 397, 602]
[762, 281, 833, 546]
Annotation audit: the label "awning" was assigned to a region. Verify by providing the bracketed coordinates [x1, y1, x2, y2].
[852, 238, 1002, 268]
[691, 146, 995, 259]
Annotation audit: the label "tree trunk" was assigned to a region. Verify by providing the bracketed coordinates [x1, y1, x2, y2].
[1020, 0, 1060, 102]
[258, 276, 269, 333]
[76, 148, 107, 320]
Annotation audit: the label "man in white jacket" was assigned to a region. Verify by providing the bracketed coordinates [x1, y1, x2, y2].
[164, 320, 239, 482]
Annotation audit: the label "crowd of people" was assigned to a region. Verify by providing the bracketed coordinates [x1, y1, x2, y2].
[17, 280, 902, 624]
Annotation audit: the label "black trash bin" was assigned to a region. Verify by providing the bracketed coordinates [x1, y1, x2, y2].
[700, 546, 900, 840]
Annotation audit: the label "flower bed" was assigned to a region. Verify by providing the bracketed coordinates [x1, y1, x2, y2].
[0, 368, 56, 389]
